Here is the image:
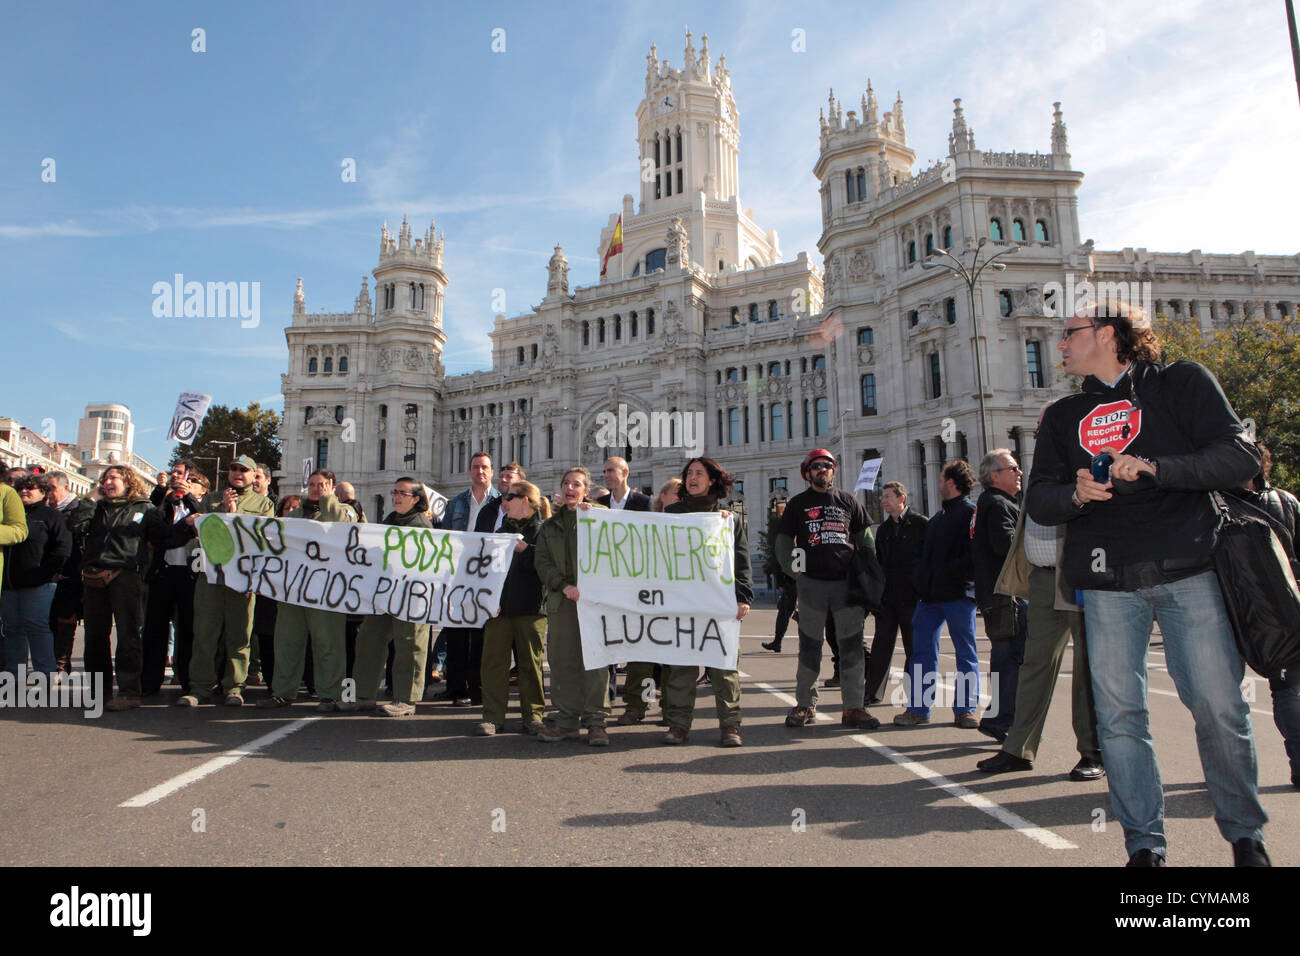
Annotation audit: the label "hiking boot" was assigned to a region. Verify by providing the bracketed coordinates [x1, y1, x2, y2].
[785, 705, 817, 727]
[223, 692, 244, 707]
[841, 708, 880, 730]
[105, 696, 141, 712]
[720, 726, 743, 747]
[314, 699, 339, 713]
[521, 720, 543, 736]
[893, 711, 930, 726]
[616, 710, 646, 726]
[256, 695, 293, 709]
[823, 675, 840, 688]
[1232, 838, 1271, 867]
[662, 727, 689, 745]
[474, 722, 500, 736]
[537, 725, 581, 743]
[587, 727, 610, 747]
[377, 702, 415, 717]
[953, 712, 979, 729]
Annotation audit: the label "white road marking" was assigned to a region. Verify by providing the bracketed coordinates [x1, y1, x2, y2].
[119, 717, 321, 808]
[738, 671, 1078, 851]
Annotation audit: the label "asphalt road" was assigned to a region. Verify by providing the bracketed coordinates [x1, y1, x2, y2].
[2, 609, 1294, 868]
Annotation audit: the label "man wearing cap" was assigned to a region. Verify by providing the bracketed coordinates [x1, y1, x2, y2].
[775, 448, 880, 731]
[177, 455, 274, 707]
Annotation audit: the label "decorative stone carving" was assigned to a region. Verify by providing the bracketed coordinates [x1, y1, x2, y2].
[664, 301, 680, 348]
[540, 324, 560, 369]
[823, 252, 836, 298]
[547, 246, 569, 297]
[403, 346, 423, 370]
[858, 345, 873, 365]
[848, 248, 873, 282]
[666, 216, 690, 269]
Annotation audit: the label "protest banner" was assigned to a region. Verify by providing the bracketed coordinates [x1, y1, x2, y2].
[196, 514, 517, 627]
[165, 391, 212, 444]
[575, 509, 741, 670]
[854, 457, 883, 492]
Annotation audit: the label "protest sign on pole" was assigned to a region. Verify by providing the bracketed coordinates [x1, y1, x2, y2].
[301, 458, 312, 491]
[197, 514, 517, 626]
[165, 391, 212, 445]
[854, 457, 884, 492]
[426, 487, 448, 523]
[575, 509, 741, 670]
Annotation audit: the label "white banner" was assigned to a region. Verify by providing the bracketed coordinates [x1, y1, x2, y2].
[576, 509, 741, 670]
[165, 391, 212, 445]
[854, 457, 884, 492]
[196, 514, 517, 626]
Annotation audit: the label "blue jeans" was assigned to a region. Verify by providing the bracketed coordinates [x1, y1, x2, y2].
[906, 599, 978, 717]
[1270, 671, 1300, 780]
[1082, 571, 1266, 856]
[1, 583, 58, 674]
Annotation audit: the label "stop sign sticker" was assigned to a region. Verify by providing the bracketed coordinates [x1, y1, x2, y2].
[1079, 400, 1141, 456]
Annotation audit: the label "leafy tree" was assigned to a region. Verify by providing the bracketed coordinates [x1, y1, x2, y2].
[169, 402, 282, 489]
[1155, 313, 1299, 490]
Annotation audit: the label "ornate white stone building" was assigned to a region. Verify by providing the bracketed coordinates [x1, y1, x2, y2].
[280, 29, 1300, 526]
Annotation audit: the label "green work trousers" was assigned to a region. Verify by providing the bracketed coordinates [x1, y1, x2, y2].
[272, 603, 347, 702]
[545, 599, 609, 729]
[661, 664, 742, 731]
[354, 614, 430, 705]
[1003, 567, 1099, 761]
[481, 614, 547, 727]
[190, 577, 256, 697]
[622, 661, 658, 717]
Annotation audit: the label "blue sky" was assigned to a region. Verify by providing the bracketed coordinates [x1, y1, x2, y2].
[2, 0, 1297, 471]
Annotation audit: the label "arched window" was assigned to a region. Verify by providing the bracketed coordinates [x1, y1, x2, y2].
[334, 405, 344, 423]
[812, 355, 826, 371]
[530, 343, 538, 363]
[908, 309, 919, 327]
[730, 306, 740, 325]
[728, 408, 741, 445]
[929, 353, 942, 398]
[582, 321, 590, 347]
[630, 312, 638, 337]
[748, 303, 759, 322]
[857, 327, 874, 345]
[338, 355, 348, 374]
[323, 356, 333, 373]
[517, 346, 525, 364]
[768, 300, 779, 320]
[1035, 219, 1050, 242]
[907, 240, 917, 263]
[377, 438, 385, 470]
[614, 314, 622, 340]
[598, 317, 606, 344]
[404, 438, 416, 468]
[675, 130, 682, 160]
[861, 374, 877, 415]
[768, 361, 782, 376]
[855, 168, 866, 200]
[945, 298, 957, 324]
[771, 403, 785, 441]
[645, 248, 666, 272]
[846, 169, 857, 203]
[646, 308, 655, 334]
[308, 356, 318, 374]
[408, 283, 416, 308]
[925, 233, 935, 255]
[726, 367, 739, 382]
[1012, 219, 1026, 242]
[989, 218, 1003, 241]
[417, 283, 425, 310]
[999, 291, 1014, 316]
[943, 225, 953, 248]
[304, 407, 314, 424]
[813, 398, 829, 436]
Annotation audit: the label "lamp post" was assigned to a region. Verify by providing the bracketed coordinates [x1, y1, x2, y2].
[836, 409, 851, 490]
[922, 238, 1019, 460]
[192, 456, 221, 487]
[211, 436, 246, 463]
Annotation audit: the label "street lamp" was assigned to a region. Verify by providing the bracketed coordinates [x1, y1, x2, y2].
[191, 456, 221, 487]
[922, 238, 1019, 460]
[836, 409, 852, 490]
[211, 436, 247, 464]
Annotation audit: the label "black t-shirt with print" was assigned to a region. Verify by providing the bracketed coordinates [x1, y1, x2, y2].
[778, 487, 867, 581]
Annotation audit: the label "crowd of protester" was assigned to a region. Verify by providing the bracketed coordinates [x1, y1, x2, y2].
[1, 303, 1297, 867]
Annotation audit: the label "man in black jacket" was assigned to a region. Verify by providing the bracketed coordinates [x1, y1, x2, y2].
[597, 457, 652, 512]
[972, 449, 1028, 741]
[895, 460, 979, 728]
[1, 473, 72, 674]
[1027, 301, 1267, 867]
[140, 461, 201, 696]
[864, 481, 927, 704]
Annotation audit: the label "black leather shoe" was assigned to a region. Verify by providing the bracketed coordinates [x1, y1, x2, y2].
[1232, 838, 1271, 867]
[761, 641, 782, 653]
[976, 751, 1033, 774]
[1126, 848, 1166, 867]
[977, 723, 1008, 743]
[1069, 754, 1105, 781]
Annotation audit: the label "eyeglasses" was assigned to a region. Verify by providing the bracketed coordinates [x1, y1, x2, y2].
[994, 464, 1023, 473]
[391, 490, 415, 497]
[1059, 323, 1099, 343]
[228, 465, 250, 473]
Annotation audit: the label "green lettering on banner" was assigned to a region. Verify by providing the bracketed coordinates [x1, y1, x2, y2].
[610, 520, 639, 579]
[382, 527, 402, 570]
[578, 518, 597, 573]
[685, 525, 706, 582]
[591, 521, 613, 576]
[649, 523, 674, 580]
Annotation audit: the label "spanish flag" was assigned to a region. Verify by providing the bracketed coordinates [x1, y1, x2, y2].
[600, 215, 623, 277]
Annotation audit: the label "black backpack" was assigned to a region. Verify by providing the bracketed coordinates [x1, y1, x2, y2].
[1211, 491, 1300, 680]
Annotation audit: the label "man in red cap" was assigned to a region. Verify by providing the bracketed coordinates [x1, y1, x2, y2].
[774, 448, 879, 730]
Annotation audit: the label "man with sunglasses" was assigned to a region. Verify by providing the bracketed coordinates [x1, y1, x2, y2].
[775, 448, 879, 731]
[178, 455, 274, 707]
[1027, 301, 1268, 867]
